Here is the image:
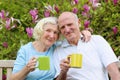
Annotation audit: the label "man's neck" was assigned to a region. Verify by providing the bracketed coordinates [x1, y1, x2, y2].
[68, 35, 80, 46]
[68, 39, 78, 45]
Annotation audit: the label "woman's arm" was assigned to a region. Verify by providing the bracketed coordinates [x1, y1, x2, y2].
[11, 57, 37, 80]
[10, 66, 30, 80]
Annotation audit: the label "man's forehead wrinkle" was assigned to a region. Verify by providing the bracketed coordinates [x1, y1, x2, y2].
[58, 12, 74, 21]
[59, 17, 70, 23]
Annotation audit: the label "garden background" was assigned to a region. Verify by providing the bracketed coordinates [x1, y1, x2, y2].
[0, 0, 120, 60]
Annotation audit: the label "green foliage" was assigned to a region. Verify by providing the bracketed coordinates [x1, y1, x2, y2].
[0, 0, 120, 60]
[89, 1, 120, 56]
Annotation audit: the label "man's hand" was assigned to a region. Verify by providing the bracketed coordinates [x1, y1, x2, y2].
[55, 58, 70, 80]
[60, 58, 70, 72]
[81, 29, 92, 42]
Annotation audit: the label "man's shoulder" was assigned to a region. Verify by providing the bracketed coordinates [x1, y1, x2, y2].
[92, 35, 103, 38]
[91, 35, 105, 40]
[90, 35, 107, 44]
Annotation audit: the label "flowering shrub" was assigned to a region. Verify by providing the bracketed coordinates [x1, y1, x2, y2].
[0, 10, 33, 59]
[0, 0, 120, 60]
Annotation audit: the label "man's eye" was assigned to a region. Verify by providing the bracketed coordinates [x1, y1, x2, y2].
[67, 23, 72, 26]
[60, 26, 65, 30]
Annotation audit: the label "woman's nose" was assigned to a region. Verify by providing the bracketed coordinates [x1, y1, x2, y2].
[49, 32, 54, 38]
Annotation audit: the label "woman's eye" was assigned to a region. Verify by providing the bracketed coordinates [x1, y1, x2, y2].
[54, 31, 58, 34]
[46, 29, 51, 32]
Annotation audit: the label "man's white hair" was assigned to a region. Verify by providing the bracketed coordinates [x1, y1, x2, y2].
[71, 12, 81, 27]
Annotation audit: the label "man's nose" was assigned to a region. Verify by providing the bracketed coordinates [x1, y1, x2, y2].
[64, 26, 70, 32]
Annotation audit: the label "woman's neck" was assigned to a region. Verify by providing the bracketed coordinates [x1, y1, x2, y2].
[33, 41, 49, 52]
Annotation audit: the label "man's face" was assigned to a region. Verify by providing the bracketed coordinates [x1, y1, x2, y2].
[58, 14, 80, 41]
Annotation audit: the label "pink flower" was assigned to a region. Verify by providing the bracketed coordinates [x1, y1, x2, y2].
[26, 27, 33, 38]
[113, 0, 118, 5]
[44, 10, 50, 17]
[0, 10, 5, 20]
[2, 74, 6, 80]
[72, 8, 78, 14]
[54, 5, 59, 13]
[29, 9, 38, 18]
[89, 0, 101, 8]
[84, 20, 90, 28]
[2, 42, 8, 48]
[82, 11, 87, 17]
[5, 18, 11, 30]
[74, 0, 79, 4]
[29, 9, 38, 23]
[112, 26, 118, 35]
[45, 5, 53, 11]
[89, 0, 99, 3]
[92, 3, 101, 8]
[83, 4, 90, 13]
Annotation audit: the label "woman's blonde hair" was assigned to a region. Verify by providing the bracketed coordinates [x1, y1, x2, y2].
[33, 17, 58, 40]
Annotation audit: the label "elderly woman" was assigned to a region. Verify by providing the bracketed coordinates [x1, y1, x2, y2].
[11, 17, 91, 80]
[11, 17, 59, 80]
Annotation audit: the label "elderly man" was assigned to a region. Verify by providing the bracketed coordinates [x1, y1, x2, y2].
[54, 12, 120, 80]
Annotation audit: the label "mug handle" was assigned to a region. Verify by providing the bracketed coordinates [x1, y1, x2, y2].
[67, 55, 72, 61]
[35, 58, 39, 68]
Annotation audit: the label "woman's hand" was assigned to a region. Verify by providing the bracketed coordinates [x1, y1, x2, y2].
[26, 57, 37, 72]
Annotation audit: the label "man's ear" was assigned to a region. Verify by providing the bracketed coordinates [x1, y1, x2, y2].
[78, 18, 81, 23]
[78, 18, 81, 27]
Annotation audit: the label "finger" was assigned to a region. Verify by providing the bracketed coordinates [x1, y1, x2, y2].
[60, 62, 70, 72]
[81, 33, 86, 42]
[84, 35, 88, 42]
[60, 61, 70, 68]
[61, 59, 69, 64]
[67, 56, 70, 62]
[30, 57, 37, 63]
[26, 63, 36, 71]
[86, 36, 91, 42]
[31, 57, 37, 61]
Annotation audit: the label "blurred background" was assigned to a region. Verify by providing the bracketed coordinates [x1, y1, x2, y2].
[0, 0, 120, 60]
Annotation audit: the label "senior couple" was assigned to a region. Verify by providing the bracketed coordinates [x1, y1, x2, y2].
[11, 12, 120, 80]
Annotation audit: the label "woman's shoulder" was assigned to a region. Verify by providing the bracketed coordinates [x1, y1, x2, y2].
[18, 42, 33, 52]
[21, 42, 32, 48]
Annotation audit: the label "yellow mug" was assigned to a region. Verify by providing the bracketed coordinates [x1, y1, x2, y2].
[68, 53, 82, 68]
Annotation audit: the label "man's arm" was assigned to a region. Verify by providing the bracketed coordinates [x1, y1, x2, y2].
[81, 28, 92, 42]
[107, 62, 120, 80]
[55, 70, 67, 80]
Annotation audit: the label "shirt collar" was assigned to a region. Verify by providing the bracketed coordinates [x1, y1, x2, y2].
[61, 34, 83, 48]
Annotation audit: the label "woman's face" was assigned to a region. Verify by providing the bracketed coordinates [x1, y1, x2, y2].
[40, 23, 59, 47]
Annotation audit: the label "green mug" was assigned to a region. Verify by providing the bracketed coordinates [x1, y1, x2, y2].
[37, 56, 50, 70]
